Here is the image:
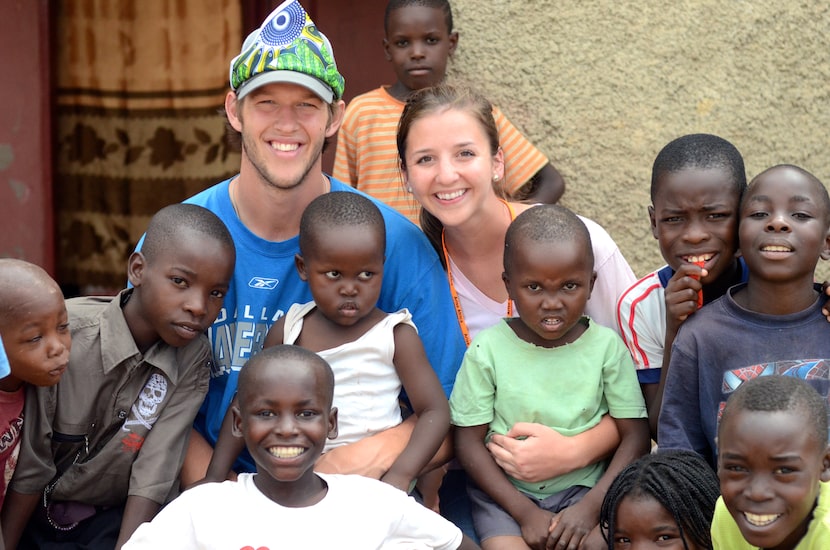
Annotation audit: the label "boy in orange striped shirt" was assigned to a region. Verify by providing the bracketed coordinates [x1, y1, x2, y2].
[334, 0, 564, 224]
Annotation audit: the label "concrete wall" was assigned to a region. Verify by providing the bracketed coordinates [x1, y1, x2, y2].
[449, 1, 830, 279]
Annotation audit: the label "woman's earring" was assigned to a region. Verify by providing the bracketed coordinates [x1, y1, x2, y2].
[493, 174, 499, 182]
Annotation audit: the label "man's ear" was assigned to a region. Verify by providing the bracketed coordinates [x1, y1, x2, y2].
[326, 99, 346, 138]
[328, 407, 339, 440]
[648, 205, 658, 239]
[819, 444, 830, 482]
[225, 91, 242, 133]
[295, 254, 308, 281]
[127, 251, 147, 288]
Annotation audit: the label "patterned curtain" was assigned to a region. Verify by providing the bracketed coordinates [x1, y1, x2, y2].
[54, 0, 242, 293]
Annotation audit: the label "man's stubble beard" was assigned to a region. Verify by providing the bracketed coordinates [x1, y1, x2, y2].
[241, 131, 325, 192]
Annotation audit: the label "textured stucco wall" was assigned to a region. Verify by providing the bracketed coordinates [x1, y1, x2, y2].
[448, 1, 830, 280]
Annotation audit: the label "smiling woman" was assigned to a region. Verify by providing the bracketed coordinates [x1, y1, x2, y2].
[397, 84, 638, 545]
[397, 85, 635, 342]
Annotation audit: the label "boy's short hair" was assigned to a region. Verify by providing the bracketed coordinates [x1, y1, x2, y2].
[298, 192, 386, 256]
[504, 205, 593, 272]
[650, 133, 746, 202]
[720, 375, 828, 449]
[142, 204, 234, 263]
[744, 164, 830, 227]
[0, 259, 60, 317]
[384, 0, 454, 34]
[238, 344, 335, 407]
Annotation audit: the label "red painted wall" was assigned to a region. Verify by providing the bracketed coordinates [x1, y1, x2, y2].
[313, 0, 396, 173]
[0, 0, 52, 271]
[0, 0, 53, 272]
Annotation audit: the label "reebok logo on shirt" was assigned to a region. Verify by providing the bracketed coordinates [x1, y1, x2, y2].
[248, 277, 278, 290]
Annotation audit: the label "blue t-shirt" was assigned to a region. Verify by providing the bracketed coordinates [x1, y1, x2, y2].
[175, 176, 465, 471]
[658, 283, 830, 467]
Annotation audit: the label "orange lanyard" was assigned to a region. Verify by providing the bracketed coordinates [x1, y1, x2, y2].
[442, 199, 515, 347]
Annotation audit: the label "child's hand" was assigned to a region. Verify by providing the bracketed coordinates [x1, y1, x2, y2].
[821, 280, 830, 322]
[664, 263, 708, 330]
[517, 507, 555, 550]
[488, 423, 569, 482]
[546, 499, 597, 550]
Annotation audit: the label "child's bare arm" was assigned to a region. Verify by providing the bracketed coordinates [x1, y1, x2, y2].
[381, 324, 450, 492]
[514, 163, 565, 205]
[115, 495, 160, 548]
[1, 489, 40, 549]
[456, 424, 553, 549]
[648, 263, 707, 437]
[202, 398, 245, 484]
[262, 316, 286, 349]
[547, 417, 649, 550]
[486, 414, 620, 483]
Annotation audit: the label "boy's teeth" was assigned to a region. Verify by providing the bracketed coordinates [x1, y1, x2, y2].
[686, 254, 713, 263]
[268, 446, 304, 458]
[744, 512, 780, 526]
[271, 142, 298, 152]
[761, 245, 792, 252]
[436, 190, 465, 200]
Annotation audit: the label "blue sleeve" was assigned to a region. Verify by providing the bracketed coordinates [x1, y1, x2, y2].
[637, 368, 661, 385]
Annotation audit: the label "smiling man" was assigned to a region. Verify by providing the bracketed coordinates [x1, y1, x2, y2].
[175, 0, 465, 483]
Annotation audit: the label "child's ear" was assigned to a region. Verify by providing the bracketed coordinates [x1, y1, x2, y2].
[448, 31, 459, 56]
[820, 229, 830, 261]
[127, 251, 147, 288]
[231, 405, 244, 438]
[295, 254, 309, 281]
[588, 272, 597, 298]
[328, 407, 339, 440]
[382, 38, 392, 61]
[648, 205, 658, 239]
[502, 272, 512, 296]
[820, 445, 830, 482]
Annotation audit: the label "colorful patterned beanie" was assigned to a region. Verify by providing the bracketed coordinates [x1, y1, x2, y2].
[229, 0, 345, 102]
